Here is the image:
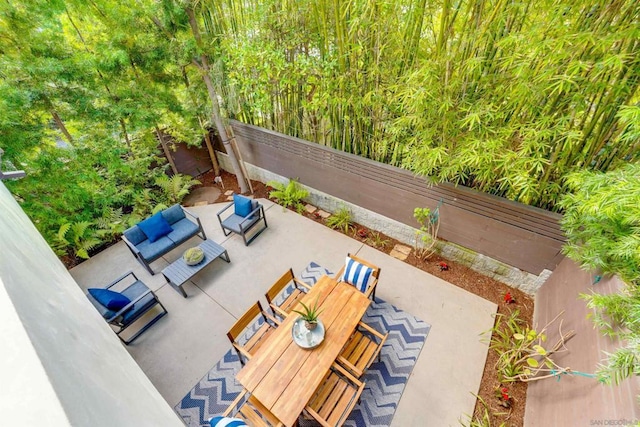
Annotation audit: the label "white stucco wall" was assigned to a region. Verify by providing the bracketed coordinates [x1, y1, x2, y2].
[0, 182, 182, 426]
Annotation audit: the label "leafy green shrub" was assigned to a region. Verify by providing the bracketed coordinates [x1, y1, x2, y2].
[55, 221, 102, 259]
[95, 207, 127, 240]
[487, 310, 575, 383]
[155, 174, 201, 206]
[560, 164, 640, 387]
[267, 179, 309, 212]
[560, 164, 640, 285]
[366, 231, 390, 249]
[413, 206, 440, 260]
[326, 206, 352, 233]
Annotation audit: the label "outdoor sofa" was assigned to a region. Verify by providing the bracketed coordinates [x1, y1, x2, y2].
[122, 204, 206, 274]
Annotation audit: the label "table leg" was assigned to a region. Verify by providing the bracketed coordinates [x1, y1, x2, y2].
[163, 274, 188, 298]
[221, 250, 231, 263]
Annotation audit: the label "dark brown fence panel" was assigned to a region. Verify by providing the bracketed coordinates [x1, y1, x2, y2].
[231, 121, 564, 274]
[525, 258, 639, 425]
[170, 142, 213, 177]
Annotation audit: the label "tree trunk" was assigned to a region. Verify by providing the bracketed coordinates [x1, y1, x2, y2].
[119, 119, 133, 156]
[186, 6, 249, 193]
[203, 130, 221, 176]
[156, 126, 178, 175]
[50, 109, 74, 145]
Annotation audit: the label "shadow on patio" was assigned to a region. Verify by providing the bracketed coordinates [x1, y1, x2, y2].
[71, 198, 497, 426]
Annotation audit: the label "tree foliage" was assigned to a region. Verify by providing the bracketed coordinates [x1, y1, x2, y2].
[560, 164, 640, 388]
[560, 164, 640, 285]
[206, 0, 640, 210]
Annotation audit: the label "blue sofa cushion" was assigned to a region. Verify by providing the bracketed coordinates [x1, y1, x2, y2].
[88, 288, 131, 311]
[234, 194, 252, 217]
[162, 204, 186, 225]
[167, 218, 199, 245]
[86, 292, 117, 320]
[341, 257, 374, 293]
[209, 417, 247, 427]
[138, 212, 173, 243]
[137, 236, 175, 261]
[123, 226, 147, 246]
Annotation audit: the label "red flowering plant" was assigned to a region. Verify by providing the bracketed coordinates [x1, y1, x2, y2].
[438, 261, 449, 271]
[495, 386, 512, 408]
[356, 228, 368, 239]
[504, 291, 516, 304]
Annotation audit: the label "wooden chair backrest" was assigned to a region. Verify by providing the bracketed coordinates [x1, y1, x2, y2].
[264, 269, 295, 304]
[227, 301, 264, 343]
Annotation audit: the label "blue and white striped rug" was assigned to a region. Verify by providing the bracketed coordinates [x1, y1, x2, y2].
[175, 262, 431, 426]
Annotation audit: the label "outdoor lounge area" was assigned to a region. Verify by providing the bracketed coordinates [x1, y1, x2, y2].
[69, 198, 497, 426]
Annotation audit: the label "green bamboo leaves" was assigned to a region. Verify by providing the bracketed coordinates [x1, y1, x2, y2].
[207, 0, 639, 211]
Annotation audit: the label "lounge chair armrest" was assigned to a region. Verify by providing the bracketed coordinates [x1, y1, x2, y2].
[182, 207, 200, 221]
[105, 270, 137, 289]
[333, 266, 345, 281]
[217, 201, 234, 215]
[121, 236, 141, 255]
[239, 205, 262, 227]
[106, 288, 153, 322]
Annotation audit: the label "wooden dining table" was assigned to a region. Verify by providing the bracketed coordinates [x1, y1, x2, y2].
[236, 275, 371, 427]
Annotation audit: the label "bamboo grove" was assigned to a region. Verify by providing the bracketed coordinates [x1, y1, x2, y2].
[1, 0, 639, 218]
[203, 0, 639, 210]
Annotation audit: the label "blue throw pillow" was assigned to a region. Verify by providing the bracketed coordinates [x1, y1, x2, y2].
[209, 416, 247, 427]
[88, 288, 131, 311]
[138, 212, 173, 243]
[233, 194, 252, 218]
[341, 257, 374, 293]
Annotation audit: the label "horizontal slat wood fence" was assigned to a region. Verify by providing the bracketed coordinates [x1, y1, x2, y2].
[231, 121, 565, 274]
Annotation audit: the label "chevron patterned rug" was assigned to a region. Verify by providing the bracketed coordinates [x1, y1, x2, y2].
[175, 262, 431, 427]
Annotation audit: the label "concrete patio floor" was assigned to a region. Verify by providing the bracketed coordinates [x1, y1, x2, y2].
[70, 199, 497, 426]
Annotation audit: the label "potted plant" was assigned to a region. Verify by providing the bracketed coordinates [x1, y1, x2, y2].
[292, 298, 323, 331]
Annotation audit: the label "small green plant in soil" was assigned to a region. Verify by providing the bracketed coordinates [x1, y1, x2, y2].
[267, 179, 309, 212]
[462, 394, 507, 427]
[414, 206, 440, 260]
[487, 310, 577, 383]
[326, 206, 353, 233]
[366, 231, 390, 249]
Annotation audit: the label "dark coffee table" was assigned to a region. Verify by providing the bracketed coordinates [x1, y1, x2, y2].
[162, 239, 230, 298]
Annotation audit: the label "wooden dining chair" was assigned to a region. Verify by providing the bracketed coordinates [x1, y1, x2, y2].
[227, 301, 280, 366]
[337, 321, 388, 378]
[302, 363, 366, 427]
[334, 253, 380, 300]
[265, 268, 312, 319]
[213, 388, 284, 427]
